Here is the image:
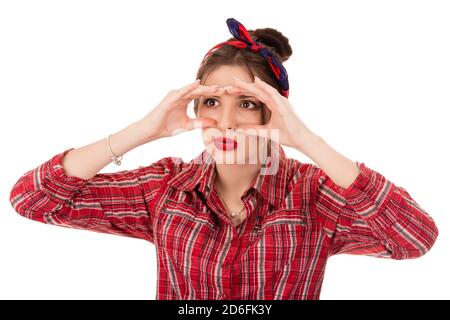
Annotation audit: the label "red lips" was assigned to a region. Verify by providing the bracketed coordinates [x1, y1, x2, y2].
[214, 137, 238, 151]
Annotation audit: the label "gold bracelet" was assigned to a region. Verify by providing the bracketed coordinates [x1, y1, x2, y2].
[106, 134, 123, 166]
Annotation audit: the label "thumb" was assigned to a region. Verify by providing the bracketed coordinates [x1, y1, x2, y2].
[235, 124, 268, 138]
[185, 117, 217, 131]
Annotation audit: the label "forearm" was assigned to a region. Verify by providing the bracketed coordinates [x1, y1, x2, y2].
[62, 119, 158, 180]
[297, 131, 360, 190]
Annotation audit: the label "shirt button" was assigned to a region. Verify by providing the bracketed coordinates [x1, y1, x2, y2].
[220, 293, 228, 300]
[253, 224, 262, 235]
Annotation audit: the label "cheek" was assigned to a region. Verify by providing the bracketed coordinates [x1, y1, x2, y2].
[242, 109, 264, 124]
[198, 106, 217, 120]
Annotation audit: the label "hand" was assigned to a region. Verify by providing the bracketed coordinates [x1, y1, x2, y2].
[139, 80, 221, 141]
[226, 76, 317, 151]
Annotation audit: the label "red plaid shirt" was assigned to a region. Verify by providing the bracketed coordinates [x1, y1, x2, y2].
[9, 146, 439, 300]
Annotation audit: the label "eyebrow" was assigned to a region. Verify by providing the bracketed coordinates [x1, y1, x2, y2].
[209, 95, 257, 99]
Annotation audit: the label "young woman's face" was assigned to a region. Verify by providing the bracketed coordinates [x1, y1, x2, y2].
[197, 65, 268, 165]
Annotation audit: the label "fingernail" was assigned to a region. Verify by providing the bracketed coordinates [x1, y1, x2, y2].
[233, 76, 241, 81]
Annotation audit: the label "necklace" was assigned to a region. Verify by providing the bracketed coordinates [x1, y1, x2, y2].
[230, 206, 246, 218]
[217, 193, 245, 219]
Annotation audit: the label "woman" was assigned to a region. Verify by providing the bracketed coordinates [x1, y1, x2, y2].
[9, 18, 439, 300]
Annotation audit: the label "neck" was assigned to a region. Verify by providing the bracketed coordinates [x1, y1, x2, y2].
[214, 162, 263, 200]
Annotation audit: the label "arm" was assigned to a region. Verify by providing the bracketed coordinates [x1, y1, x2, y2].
[222, 74, 439, 259]
[9, 120, 175, 242]
[10, 81, 223, 242]
[297, 131, 439, 259]
[61, 120, 156, 180]
[9, 80, 218, 242]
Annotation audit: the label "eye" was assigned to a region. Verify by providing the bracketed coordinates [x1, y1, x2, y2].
[202, 98, 261, 110]
[241, 100, 261, 110]
[203, 98, 218, 108]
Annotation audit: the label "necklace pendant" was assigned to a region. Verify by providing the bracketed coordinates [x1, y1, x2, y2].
[231, 212, 237, 217]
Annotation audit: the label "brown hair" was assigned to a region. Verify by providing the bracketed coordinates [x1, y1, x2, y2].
[193, 26, 293, 125]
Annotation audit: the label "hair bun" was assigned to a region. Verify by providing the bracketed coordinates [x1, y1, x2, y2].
[249, 28, 292, 62]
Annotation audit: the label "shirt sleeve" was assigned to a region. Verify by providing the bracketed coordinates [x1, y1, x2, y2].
[311, 161, 439, 259]
[9, 148, 178, 243]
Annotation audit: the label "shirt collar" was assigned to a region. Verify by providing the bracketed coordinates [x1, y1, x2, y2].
[167, 144, 290, 207]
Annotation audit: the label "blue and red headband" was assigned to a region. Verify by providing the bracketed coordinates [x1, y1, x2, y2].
[200, 18, 290, 98]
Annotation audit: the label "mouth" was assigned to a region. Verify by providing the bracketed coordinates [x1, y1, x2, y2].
[213, 137, 238, 151]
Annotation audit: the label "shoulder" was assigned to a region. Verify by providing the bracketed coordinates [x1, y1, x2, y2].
[284, 157, 322, 185]
[136, 156, 189, 180]
[282, 157, 326, 204]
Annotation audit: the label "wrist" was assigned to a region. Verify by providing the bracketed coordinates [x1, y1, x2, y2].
[113, 121, 157, 155]
[135, 118, 161, 143]
[295, 129, 323, 155]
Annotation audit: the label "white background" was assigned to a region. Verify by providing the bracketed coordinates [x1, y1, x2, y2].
[1, 0, 449, 299]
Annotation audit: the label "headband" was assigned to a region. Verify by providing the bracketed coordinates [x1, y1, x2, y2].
[200, 18, 290, 98]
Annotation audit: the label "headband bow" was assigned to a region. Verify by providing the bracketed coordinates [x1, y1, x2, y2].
[200, 18, 289, 98]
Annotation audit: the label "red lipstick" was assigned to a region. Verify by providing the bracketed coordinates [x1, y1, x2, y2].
[214, 137, 238, 151]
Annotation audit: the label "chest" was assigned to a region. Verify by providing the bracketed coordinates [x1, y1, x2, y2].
[152, 190, 327, 274]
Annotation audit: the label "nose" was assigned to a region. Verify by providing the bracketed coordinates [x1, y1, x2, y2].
[215, 104, 237, 133]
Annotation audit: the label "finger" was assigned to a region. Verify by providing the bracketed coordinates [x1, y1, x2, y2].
[253, 76, 285, 105]
[170, 80, 204, 103]
[185, 117, 218, 131]
[224, 86, 273, 112]
[180, 85, 224, 101]
[235, 123, 269, 138]
[254, 76, 279, 95]
[229, 77, 273, 106]
[176, 79, 201, 97]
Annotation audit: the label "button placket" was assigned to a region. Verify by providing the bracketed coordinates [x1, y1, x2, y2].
[223, 237, 238, 265]
[253, 223, 263, 235]
[221, 231, 239, 299]
[221, 264, 231, 300]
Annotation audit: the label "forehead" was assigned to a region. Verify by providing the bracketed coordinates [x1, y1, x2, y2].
[203, 65, 253, 87]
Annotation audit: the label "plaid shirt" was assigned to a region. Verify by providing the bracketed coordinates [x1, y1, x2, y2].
[9, 146, 439, 300]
